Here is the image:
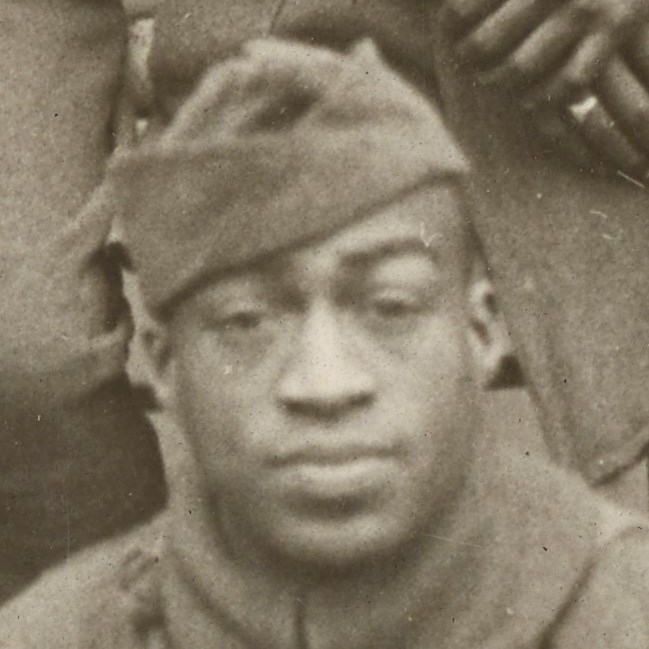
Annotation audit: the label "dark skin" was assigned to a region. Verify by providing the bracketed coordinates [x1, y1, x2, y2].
[441, 0, 649, 178]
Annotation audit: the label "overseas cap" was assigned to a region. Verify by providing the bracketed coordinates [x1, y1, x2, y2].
[113, 38, 468, 313]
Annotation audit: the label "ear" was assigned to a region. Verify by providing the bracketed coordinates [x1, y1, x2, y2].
[140, 318, 179, 414]
[466, 272, 512, 389]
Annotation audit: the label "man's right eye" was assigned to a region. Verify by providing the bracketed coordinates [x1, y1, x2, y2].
[369, 293, 420, 319]
[222, 310, 264, 331]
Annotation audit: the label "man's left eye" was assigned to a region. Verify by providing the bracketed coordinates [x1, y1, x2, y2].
[369, 293, 421, 318]
[223, 311, 265, 330]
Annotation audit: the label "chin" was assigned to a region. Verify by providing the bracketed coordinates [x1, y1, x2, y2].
[261, 509, 419, 572]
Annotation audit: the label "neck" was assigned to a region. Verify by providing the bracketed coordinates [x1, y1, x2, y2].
[164, 438, 494, 649]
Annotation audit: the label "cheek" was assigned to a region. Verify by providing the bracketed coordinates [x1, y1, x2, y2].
[375, 320, 472, 456]
[377, 318, 469, 395]
[173, 334, 280, 473]
[175, 369, 237, 472]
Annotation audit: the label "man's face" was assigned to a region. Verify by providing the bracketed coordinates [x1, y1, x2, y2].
[166, 184, 494, 568]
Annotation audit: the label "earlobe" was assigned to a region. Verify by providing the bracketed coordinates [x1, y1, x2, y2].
[141, 321, 177, 412]
[467, 277, 512, 389]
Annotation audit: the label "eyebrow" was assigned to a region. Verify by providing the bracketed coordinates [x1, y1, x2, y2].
[244, 236, 440, 289]
[340, 236, 440, 269]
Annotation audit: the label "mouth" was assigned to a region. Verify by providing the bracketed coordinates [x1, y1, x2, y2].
[270, 444, 396, 468]
[269, 445, 397, 503]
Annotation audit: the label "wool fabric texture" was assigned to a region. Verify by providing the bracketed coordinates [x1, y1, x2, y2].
[148, 0, 438, 115]
[114, 37, 467, 312]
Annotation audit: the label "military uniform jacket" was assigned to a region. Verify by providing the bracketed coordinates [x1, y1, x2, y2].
[2, 452, 649, 649]
[0, 0, 165, 600]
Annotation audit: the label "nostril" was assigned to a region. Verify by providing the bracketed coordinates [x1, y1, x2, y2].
[349, 391, 373, 408]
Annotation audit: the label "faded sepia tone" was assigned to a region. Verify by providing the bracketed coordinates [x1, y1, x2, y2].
[2, 0, 649, 646]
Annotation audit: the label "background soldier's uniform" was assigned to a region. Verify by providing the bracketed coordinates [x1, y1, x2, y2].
[0, 0, 166, 602]
[430, 12, 649, 486]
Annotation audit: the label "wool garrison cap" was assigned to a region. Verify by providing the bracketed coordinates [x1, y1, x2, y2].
[113, 38, 468, 312]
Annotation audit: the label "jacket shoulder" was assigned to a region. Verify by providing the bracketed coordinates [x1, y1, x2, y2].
[476, 453, 649, 649]
[0, 516, 165, 649]
[546, 524, 649, 648]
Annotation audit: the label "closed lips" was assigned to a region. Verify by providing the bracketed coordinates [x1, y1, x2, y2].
[270, 445, 396, 467]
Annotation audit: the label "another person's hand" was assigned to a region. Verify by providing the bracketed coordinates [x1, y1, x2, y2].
[444, 0, 649, 107]
[535, 25, 649, 181]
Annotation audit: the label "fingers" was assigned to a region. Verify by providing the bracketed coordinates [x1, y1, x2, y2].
[455, 0, 552, 68]
[624, 23, 649, 86]
[485, 5, 615, 91]
[454, 0, 635, 100]
[566, 90, 647, 178]
[443, 0, 510, 34]
[522, 30, 614, 105]
[552, 30, 613, 96]
[532, 107, 603, 170]
[444, 0, 649, 179]
[594, 56, 649, 158]
[525, 100, 642, 180]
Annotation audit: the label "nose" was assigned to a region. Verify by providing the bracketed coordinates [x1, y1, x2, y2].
[277, 302, 375, 418]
